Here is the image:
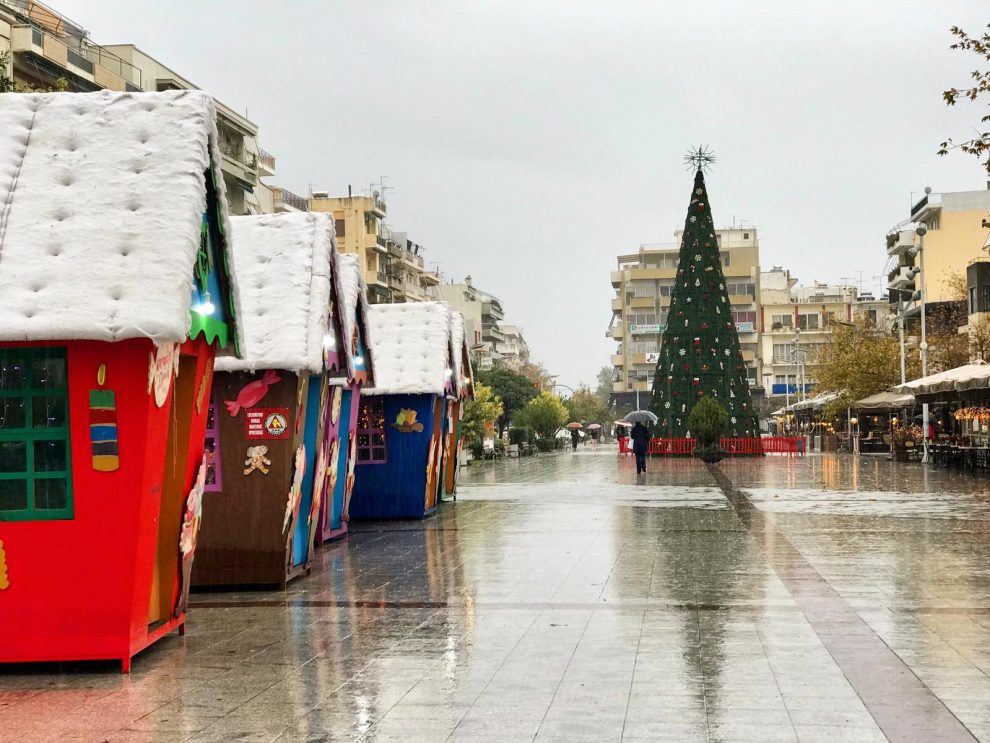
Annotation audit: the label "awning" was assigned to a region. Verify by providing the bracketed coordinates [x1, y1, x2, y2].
[894, 361, 990, 397]
[853, 391, 915, 410]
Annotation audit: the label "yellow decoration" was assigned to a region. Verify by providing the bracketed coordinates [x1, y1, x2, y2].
[96, 363, 106, 386]
[393, 408, 424, 433]
[0, 540, 9, 590]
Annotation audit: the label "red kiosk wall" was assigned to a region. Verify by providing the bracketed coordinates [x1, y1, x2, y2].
[0, 337, 214, 666]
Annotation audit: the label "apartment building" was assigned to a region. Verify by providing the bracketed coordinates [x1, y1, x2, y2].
[0, 0, 140, 92]
[434, 277, 506, 371]
[0, 2, 277, 216]
[885, 188, 990, 319]
[760, 268, 888, 399]
[609, 228, 763, 409]
[497, 325, 530, 371]
[309, 191, 391, 303]
[384, 231, 441, 304]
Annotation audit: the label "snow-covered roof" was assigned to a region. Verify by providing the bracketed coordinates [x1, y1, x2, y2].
[215, 213, 336, 375]
[0, 90, 241, 347]
[332, 253, 374, 382]
[364, 301, 452, 396]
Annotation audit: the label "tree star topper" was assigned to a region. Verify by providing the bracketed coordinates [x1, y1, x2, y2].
[684, 145, 716, 173]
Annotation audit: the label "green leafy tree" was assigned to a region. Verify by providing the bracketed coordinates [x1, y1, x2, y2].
[594, 365, 613, 403]
[648, 160, 759, 437]
[938, 24, 990, 174]
[687, 397, 729, 452]
[814, 323, 918, 415]
[461, 383, 504, 448]
[476, 368, 537, 435]
[514, 391, 568, 439]
[0, 51, 13, 93]
[565, 386, 608, 426]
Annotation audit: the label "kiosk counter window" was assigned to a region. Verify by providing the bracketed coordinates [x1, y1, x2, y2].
[356, 397, 386, 464]
[0, 348, 73, 521]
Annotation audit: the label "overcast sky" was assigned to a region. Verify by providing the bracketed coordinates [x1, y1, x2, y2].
[60, 0, 990, 389]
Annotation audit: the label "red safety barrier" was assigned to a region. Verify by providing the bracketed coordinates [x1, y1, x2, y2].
[647, 436, 804, 456]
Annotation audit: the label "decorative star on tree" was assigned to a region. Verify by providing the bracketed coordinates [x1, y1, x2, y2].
[684, 145, 716, 173]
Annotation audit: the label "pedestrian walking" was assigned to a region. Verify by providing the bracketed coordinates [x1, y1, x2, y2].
[631, 421, 650, 474]
[571, 428, 580, 452]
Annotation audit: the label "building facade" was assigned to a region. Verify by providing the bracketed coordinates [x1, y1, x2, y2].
[384, 231, 441, 304]
[609, 228, 763, 409]
[309, 192, 391, 303]
[886, 188, 990, 317]
[434, 277, 506, 371]
[497, 324, 530, 371]
[760, 268, 888, 400]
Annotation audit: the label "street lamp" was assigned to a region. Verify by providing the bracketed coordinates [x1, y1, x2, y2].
[914, 220, 929, 462]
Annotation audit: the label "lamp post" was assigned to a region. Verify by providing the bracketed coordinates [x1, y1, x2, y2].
[915, 221, 929, 462]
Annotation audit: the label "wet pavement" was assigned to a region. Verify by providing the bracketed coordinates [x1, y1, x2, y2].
[2, 448, 990, 742]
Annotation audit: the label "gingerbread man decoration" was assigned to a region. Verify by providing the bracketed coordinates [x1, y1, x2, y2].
[243, 445, 272, 476]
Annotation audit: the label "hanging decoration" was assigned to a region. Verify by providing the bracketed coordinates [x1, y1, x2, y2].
[393, 408, 424, 433]
[0, 540, 8, 590]
[243, 445, 272, 476]
[225, 369, 281, 416]
[954, 407, 990, 423]
[88, 389, 120, 472]
[147, 341, 180, 407]
[282, 445, 306, 534]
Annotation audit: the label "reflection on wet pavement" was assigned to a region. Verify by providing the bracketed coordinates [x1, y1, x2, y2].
[0, 449, 988, 742]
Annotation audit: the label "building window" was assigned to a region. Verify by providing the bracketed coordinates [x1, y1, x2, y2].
[0, 348, 73, 521]
[720, 251, 730, 267]
[771, 314, 793, 329]
[732, 311, 757, 325]
[356, 397, 386, 464]
[773, 344, 794, 363]
[798, 313, 820, 330]
[335, 219, 346, 238]
[743, 232, 750, 240]
[204, 395, 222, 492]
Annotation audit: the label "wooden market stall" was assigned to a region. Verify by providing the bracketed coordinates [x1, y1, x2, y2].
[350, 302, 457, 519]
[443, 312, 474, 499]
[0, 90, 242, 671]
[192, 212, 347, 589]
[319, 253, 374, 543]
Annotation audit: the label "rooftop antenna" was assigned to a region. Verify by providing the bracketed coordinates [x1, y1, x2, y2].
[371, 176, 394, 201]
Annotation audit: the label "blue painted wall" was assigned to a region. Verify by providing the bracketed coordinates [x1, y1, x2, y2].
[350, 393, 436, 519]
[328, 387, 355, 530]
[292, 374, 323, 567]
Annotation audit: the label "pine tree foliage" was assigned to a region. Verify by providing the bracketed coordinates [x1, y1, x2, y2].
[648, 169, 759, 437]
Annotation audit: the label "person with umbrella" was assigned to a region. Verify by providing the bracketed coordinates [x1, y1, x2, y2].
[631, 421, 650, 474]
[623, 410, 657, 475]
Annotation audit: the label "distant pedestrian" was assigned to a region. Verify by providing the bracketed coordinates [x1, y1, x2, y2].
[571, 429, 580, 452]
[631, 422, 650, 474]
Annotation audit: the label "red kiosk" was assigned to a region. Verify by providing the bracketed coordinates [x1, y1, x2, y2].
[0, 90, 242, 671]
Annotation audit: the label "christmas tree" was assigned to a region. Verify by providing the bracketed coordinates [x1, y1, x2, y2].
[648, 149, 759, 438]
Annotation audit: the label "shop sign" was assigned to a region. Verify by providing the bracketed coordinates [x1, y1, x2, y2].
[736, 321, 755, 333]
[645, 353, 660, 364]
[630, 324, 662, 334]
[246, 408, 291, 439]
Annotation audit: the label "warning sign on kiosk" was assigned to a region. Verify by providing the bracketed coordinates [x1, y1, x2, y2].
[246, 408, 290, 439]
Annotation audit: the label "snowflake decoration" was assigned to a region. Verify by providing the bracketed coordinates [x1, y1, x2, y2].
[719, 283, 724, 290]
[724, 349, 730, 356]
[694, 254, 702, 261]
[689, 216, 697, 223]
[695, 188, 703, 195]
[678, 348, 686, 356]
[731, 417, 737, 424]
[665, 402, 671, 409]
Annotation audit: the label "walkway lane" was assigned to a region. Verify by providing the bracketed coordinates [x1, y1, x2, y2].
[0, 448, 988, 742]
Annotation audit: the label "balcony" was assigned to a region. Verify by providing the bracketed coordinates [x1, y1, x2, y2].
[218, 140, 258, 184]
[257, 148, 276, 177]
[272, 187, 309, 213]
[630, 296, 655, 309]
[610, 323, 624, 339]
[371, 196, 387, 218]
[888, 265, 917, 291]
[610, 271, 624, 288]
[481, 301, 504, 321]
[483, 324, 505, 343]
[373, 235, 389, 254]
[729, 294, 755, 306]
[611, 354, 624, 366]
[611, 297, 623, 311]
[885, 228, 917, 257]
[8, 19, 141, 92]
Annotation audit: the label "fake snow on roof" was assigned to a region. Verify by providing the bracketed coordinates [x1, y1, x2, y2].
[332, 253, 374, 382]
[364, 301, 452, 396]
[215, 212, 335, 375]
[0, 90, 241, 347]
